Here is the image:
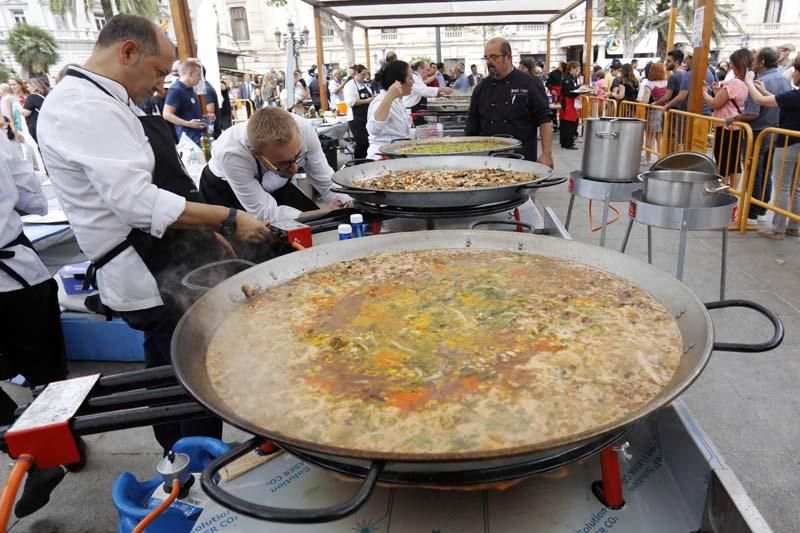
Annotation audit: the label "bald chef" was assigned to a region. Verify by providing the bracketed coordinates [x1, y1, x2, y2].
[38, 14, 270, 453]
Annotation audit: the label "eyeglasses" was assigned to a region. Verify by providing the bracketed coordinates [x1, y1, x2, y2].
[482, 54, 506, 62]
[255, 141, 306, 173]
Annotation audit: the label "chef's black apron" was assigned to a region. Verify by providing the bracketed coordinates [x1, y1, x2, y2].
[469, 72, 539, 161]
[349, 82, 372, 160]
[0, 233, 67, 423]
[66, 70, 224, 451]
[199, 157, 319, 213]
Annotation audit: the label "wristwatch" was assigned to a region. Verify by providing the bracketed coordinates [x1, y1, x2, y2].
[220, 208, 237, 236]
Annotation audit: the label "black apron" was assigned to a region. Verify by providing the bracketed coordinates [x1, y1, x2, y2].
[351, 82, 372, 123]
[0, 232, 36, 289]
[199, 156, 319, 213]
[66, 70, 222, 311]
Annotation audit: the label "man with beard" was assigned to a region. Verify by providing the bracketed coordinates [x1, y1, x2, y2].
[466, 37, 553, 166]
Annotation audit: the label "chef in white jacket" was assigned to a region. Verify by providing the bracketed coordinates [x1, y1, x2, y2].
[0, 133, 68, 425]
[366, 60, 414, 159]
[200, 107, 351, 221]
[403, 60, 451, 112]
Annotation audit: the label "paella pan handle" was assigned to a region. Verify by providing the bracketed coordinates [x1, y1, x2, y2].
[490, 152, 524, 160]
[330, 186, 378, 195]
[201, 438, 385, 524]
[389, 138, 412, 143]
[705, 299, 784, 353]
[469, 220, 534, 233]
[519, 176, 568, 189]
[491, 134, 515, 139]
[341, 158, 377, 168]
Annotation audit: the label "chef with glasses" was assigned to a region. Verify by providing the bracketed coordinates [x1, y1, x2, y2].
[200, 107, 351, 222]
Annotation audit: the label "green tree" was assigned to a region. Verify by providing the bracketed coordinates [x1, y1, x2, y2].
[0, 61, 16, 84]
[7, 24, 59, 76]
[603, 0, 745, 58]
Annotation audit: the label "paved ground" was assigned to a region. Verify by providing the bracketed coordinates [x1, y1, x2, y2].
[3, 142, 800, 532]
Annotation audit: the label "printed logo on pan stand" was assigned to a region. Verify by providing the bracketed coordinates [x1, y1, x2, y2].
[568, 177, 574, 193]
[731, 205, 738, 223]
[628, 201, 637, 219]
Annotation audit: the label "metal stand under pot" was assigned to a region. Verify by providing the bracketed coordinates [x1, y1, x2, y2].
[565, 171, 643, 247]
[620, 170, 737, 300]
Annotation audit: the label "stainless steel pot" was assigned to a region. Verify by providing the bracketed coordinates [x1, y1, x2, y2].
[582, 118, 646, 181]
[169, 231, 783, 523]
[639, 170, 731, 207]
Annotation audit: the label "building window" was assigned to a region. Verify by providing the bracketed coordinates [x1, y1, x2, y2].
[764, 0, 782, 23]
[444, 26, 462, 39]
[54, 14, 66, 30]
[230, 7, 250, 42]
[11, 10, 26, 25]
[380, 28, 397, 41]
[94, 13, 106, 30]
[516, 24, 546, 33]
[321, 27, 334, 44]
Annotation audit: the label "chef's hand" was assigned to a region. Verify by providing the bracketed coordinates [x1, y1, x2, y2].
[328, 199, 353, 209]
[214, 233, 237, 258]
[235, 211, 272, 242]
[438, 87, 453, 96]
[387, 81, 404, 100]
[187, 119, 207, 129]
[205, 113, 217, 123]
[537, 152, 554, 169]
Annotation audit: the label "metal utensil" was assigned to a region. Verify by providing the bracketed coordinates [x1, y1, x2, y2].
[582, 118, 646, 181]
[638, 170, 731, 207]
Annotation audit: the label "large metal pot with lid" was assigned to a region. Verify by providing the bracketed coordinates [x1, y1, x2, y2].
[639, 170, 731, 207]
[582, 118, 646, 181]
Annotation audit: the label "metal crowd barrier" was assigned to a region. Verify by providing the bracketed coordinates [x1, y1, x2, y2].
[742, 128, 800, 233]
[580, 96, 617, 121]
[232, 99, 255, 124]
[659, 110, 755, 231]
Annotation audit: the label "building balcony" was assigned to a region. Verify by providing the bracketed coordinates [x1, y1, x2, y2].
[234, 40, 252, 49]
[379, 32, 398, 43]
[443, 29, 463, 39]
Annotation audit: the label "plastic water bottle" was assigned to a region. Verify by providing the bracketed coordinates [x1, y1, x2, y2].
[349, 214, 365, 238]
[189, 147, 197, 164]
[338, 224, 353, 240]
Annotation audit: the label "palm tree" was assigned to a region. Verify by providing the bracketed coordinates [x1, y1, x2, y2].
[49, 0, 159, 28]
[661, 1, 745, 51]
[7, 25, 59, 76]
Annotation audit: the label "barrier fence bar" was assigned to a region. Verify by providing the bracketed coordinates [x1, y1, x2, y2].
[654, 109, 755, 231]
[742, 128, 800, 234]
[580, 95, 617, 121]
[232, 99, 255, 124]
[617, 100, 666, 165]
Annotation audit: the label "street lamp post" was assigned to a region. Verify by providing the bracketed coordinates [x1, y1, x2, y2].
[275, 21, 310, 110]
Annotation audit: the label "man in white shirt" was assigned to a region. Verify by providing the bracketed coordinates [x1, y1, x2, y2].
[367, 60, 413, 159]
[201, 107, 351, 224]
[328, 70, 346, 106]
[468, 64, 484, 87]
[0, 134, 78, 517]
[404, 61, 452, 113]
[37, 14, 269, 452]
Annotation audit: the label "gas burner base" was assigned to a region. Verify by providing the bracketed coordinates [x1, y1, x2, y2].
[354, 197, 526, 220]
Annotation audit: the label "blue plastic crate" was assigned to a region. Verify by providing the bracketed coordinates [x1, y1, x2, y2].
[61, 313, 144, 362]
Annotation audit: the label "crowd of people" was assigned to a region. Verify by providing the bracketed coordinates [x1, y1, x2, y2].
[541, 44, 799, 238]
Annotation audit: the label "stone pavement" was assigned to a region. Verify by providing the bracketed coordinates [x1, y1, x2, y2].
[2, 142, 800, 532]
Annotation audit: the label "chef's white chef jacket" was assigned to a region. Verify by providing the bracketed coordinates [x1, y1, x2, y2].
[0, 137, 50, 292]
[402, 72, 438, 109]
[207, 115, 350, 221]
[366, 91, 412, 159]
[328, 78, 344, 105]
[37, 66, 186, 312]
